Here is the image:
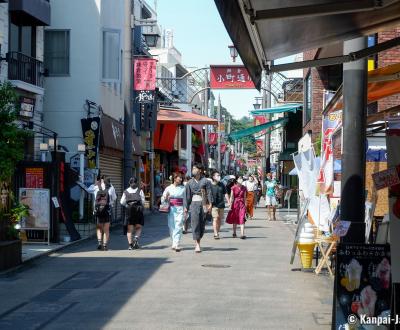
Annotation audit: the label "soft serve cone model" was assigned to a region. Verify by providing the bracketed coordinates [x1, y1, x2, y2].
[297, 222, 316, 269]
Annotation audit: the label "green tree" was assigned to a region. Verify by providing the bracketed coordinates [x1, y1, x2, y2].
[0, 82, 31, 240]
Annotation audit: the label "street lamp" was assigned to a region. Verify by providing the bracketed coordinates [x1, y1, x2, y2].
[228, 45, 238, 62]
[143, 33, 160, 48]
[253, 96, 263, 110]
[78, 143, 86, 220]
[40, 143, 48, 162]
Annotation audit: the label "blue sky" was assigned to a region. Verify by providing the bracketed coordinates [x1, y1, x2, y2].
[155, 0, 262, 119]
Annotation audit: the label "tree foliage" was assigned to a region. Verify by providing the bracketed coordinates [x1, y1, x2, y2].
[0, 82, 30, 182]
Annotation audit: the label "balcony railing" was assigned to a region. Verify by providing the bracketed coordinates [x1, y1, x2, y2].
[7, 52, 44, 88]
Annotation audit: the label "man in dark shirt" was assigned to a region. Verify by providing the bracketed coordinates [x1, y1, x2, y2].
[210, 170, 229, 239]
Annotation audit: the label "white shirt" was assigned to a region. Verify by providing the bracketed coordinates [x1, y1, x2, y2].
[243, 180, 257, 192]
[87, 182, 117, 205]
[120, 187, 145, 207]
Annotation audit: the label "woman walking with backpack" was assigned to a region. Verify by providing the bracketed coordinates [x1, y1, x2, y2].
[161, 172, 185, 252]
[120, 177, 145, 250]
[88, 175, 117, 251]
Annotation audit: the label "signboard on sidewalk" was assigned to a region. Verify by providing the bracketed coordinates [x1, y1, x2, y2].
[210, 65, 255, 89]
[334, 243, 391, 330]
[19, 188, 50, 229]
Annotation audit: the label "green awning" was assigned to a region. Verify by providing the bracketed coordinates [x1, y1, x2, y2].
[251, 103, 302, 116]
[229, 117, 288, 140]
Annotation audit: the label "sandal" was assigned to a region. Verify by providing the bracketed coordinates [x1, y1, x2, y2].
[240, 236, 246, 240]
[214, 234, 220, 240]
[232, 233, 237, 238]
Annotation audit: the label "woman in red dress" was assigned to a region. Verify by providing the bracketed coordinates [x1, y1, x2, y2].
[226, 176, 247, 239]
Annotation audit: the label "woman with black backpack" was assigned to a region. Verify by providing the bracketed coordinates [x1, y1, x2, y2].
[88, 175, 117, 251]
[120, 177, 145, 250]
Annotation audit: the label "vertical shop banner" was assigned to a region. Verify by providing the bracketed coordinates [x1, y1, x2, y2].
[133, 58, 157, 91]
[81, 117, 101, 169]
[210, 65, 255, 89]
[254, 115, 267, 138]
[317, 111, 342, 194]
[220, 144, 227, 154]
[208, 133, 218, 145]
[334, 244, 391, 329]
[386, 117, 400, 283]
[256, 139, 264, 154]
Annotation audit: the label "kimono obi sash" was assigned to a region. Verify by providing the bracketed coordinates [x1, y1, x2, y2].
[170, 198, 183, 206]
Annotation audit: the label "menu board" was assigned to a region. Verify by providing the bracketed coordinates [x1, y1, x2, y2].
[19, 188, 50, 229]
[335, 244, 391, 329]
[25, 167, 44, 188]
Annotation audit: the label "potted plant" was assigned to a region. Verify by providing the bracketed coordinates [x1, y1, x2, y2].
[0, 82, 31, 271]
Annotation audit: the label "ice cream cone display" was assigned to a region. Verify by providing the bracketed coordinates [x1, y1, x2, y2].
[297, 222, 317, 269]
[297, 242, 316, 269]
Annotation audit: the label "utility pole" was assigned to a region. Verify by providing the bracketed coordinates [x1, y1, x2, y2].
[341, 37, 368, 243]
[217, 95, 221, 171]
[264, 71, 272, 174]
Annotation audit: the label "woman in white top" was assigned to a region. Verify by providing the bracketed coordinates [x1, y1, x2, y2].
[120, 177, 145, 250]
[87, 176, 117, 251]
[161, 172, 185, 252]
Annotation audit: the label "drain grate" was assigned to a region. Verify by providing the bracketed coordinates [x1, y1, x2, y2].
[201, 264, 231, 268]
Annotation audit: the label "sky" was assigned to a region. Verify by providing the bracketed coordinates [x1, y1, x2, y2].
[155, 0, 299, 119]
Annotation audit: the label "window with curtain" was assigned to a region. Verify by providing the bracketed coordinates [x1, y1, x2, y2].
[44, 30, 70, 76]
[304, 73, 312, 124]
[102, 30, 120, 81]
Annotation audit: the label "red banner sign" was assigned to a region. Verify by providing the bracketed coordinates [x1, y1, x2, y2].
[25, 167, 44, 188]
[210, 65, 255, 89]
[134, 58, 157, 91]
[221, 144, 227, 153]
[208, 133, 218, 145]
[256, 139, 264, 154]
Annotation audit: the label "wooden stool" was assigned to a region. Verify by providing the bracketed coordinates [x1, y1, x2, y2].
[315, 235, 337, 276]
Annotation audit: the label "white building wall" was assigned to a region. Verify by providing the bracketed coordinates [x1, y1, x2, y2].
[43, 0, 119, 160]
[0, 3, 8, 83]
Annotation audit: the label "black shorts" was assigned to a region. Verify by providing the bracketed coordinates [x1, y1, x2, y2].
[96, 215, 110, 224]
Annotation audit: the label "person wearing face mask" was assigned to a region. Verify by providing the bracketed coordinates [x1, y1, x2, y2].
[243, 175, 257, 220]
[120, 177, 145, 250]
[210, 170, 229, 239]
[184, 163, 213, 253]
[225, 176, 247, 239]
[161, 172, 185, 252]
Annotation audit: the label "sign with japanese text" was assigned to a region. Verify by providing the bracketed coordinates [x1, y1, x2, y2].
[25, 167, 44, 188]
[254, 115, 267, 137]
[19, 188, 50, 229]
[135, 90, 156, 104]
[134, 58, 157, 91]
[81, 117, 100, 169]
[256, 139, 264, 154]
[334, 243, 391, 330]
[372, 166, 400, 190]
[317, 110, 342, 194]
[19, 96, 35, 118]
[210, 65, 255, 89]
[140, 102, 157, 132]
[208, 133, 217, 145]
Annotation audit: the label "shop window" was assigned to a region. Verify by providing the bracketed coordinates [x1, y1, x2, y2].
[304, 72, 312, 124]
[44, 30, 70, 76]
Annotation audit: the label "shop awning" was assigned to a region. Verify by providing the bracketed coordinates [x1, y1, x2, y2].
[327, 63, 400, 112]
[250, 103, 303, 116]
[157, 108, 218, 125]
[229, 117, 288, 140]
[214, 0, 400, 88]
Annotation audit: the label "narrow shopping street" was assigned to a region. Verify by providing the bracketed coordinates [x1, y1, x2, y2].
[0, 206, 332, 330]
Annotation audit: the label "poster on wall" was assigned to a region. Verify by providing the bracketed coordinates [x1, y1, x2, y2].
[317, 110, 342, 194]
[386, 117, 400, 283]
[334, 243, 391, 330]
[18, 188, 50, 229]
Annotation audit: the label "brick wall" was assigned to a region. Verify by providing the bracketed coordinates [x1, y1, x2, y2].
[377, 28, 400, 112]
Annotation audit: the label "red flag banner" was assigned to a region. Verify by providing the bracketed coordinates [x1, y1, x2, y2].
[210, 65, 255, 89]
[221, 144, 227, 153]
[254, 115, 268, 137]
[208, 133, 218, 145]
[134, 58, 157, 91]
[256, 139, 264, 154]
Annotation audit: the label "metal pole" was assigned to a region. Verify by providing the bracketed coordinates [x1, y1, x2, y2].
[265, 71, 272, 173]
[79, 151, 84, 219]
[124, 8, 134, 189]
[150, 132, 155, 211]
[341, 37, 368, 243]
[217, 95, 221, 171]
[203, 72, 209, 171]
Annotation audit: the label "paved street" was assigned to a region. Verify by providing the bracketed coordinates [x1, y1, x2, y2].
[0, 206, 332, 330]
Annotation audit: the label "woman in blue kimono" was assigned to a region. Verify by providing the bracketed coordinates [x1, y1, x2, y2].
[161, 172, 185, 252]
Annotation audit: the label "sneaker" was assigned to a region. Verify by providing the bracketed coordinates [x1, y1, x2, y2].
[97, 243, 102, 250]
[128, 244, 134, 250]
[133, 240, 140, 249]
[103, 245, 108, 251]
[175, 246, 181, 252]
